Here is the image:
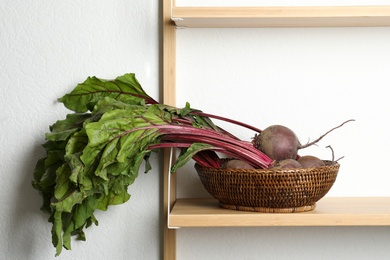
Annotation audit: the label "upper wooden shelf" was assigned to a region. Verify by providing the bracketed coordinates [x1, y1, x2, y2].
[169, 197, 390, 227]
[171, 6, 390, 28]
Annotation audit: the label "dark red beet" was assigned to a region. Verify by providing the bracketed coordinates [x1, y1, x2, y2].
[224, 159, 255, 169]
[252, 120, 354, 166]
[297, 155, 325, 168]
[253, 125, 301, 161]
[272, 159, 302, 169]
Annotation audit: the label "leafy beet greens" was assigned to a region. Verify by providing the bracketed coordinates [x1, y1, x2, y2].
[32, 73, 272, 256]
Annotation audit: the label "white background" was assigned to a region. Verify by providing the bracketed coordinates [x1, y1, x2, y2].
[2, 0, 390, 259]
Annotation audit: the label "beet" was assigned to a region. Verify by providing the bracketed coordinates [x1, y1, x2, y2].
[298, 155, 325, 168]
[253, 125, 301, 161]
[252, 120, 354, 163]
[272, 159, 302, 169]
[224, 159, 255, 169]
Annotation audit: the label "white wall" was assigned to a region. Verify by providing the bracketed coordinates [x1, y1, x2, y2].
[2, 0, 390, 259]
[1, 1, 160, 259]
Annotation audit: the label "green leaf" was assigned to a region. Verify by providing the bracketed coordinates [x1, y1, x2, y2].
[32, 158, 46, 190]
[80, 105, 163, 179]
[73, 196, 99, 230]
[93, 139, 121, 180]
[50, 197, 97, 252]
[83, 108, 148, 149]
[32, 158, 55, 213]
[64, 130, 88, 187]
[116, 128, 158, 162]
[54, 164, 72, 200]
[172, 143, 215, 172]
[39, 150, 65, 191]
[143, 152, 154, 173]
[52, 190, 84, 213]
[46, 113, 91, 142]
[91, 96, 146, 116]
[65, 129, 89, 156]
[193, 114, 220, 131]
[180, 102, 192, 117]
[58, 73, 155, 113]
[52, 210, 63, 256]
[42, 140, 67, 153]
[97, 190, 131, 211]
[50, 113, 91, 132]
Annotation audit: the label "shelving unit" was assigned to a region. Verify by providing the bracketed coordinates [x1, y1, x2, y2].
[162, 2, 390, 259]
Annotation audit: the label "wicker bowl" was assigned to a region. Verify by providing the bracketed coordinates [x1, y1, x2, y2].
[195, 159, 340, 213]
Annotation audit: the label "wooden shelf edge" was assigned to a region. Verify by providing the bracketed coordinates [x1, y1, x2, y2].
[169, 197, 390, 227]
[172, 6, 390, 28]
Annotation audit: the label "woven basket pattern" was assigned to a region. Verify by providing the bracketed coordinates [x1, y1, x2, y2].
[196, 160, 339, 213]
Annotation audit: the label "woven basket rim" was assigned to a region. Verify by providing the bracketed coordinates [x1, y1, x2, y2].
[195, 159, 340, 175]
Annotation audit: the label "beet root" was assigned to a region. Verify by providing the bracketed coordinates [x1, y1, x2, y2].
[297, 155, 325, 168]
[272, 159, 302, 169]
[252, 120, 354, 166]
[253, 125, 301, 161]
[224, 159, 255, 169]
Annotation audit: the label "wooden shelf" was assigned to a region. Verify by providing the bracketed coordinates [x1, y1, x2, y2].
[172, 6, 390, 28]
[169, 197, 390, 227]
